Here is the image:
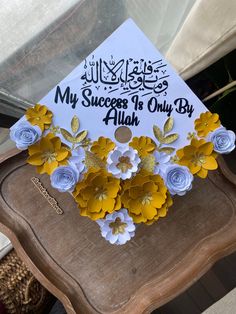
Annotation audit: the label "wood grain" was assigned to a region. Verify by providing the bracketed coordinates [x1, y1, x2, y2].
[0, 152, 236, 313]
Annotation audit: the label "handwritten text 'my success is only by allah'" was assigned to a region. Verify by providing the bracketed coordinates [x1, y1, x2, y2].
[54, 86, 194, 127]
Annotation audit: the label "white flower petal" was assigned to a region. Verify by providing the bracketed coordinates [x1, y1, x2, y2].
[106, 231, 118, 244]
[107, 163, 120, 175]
[117, 233, 130, 245]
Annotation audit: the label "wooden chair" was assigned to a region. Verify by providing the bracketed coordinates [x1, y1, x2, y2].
[0, 149, 236, 313]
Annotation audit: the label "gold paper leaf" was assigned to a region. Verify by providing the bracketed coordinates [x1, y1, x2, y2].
[162, 133, 179, 144]
[85, 151, 105, 169]
[159, 147, 175, 154]
[60, 128, 74, 143]
[164, 117, 174, 134]
[71, 115, 79, 133]
[141, 155, 155, 173]
[75, 130, 88, 143]
[153, 125, 164, 143]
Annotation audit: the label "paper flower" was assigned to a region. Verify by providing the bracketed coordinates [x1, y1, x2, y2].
[90, 137, 115, 160]
[129, 136, 156, 157]
[50, 165, 79, 192]
[97, 208, 135, 245]
[176, 138, 218, 178]
[73, 169, 121, 220]
[10, 120, 42, 150]
[107, 146, 141, 180]
[153, 150, 171, 175]
[121, 171, 172, 224]
[27, 133, 71, 175]
[194, 111, 220, 137]
[207, 127, 235, 154]
[69, 147, 86, 173]
[25, 104, 53, 131]
[163, 164, 193, 196]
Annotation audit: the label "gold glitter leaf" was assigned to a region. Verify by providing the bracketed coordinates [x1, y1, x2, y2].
[60, 128, 74, 143]
[141, 155, 155, 173]
[85, 151, 105, 169]
[162, 133, 179, 144]
[75, 130, 88, 143]
[164, 117, 174, 134]
[71, 115, 79, 133]
[159, 147, 175, 154]
[153, 125, 164, 143]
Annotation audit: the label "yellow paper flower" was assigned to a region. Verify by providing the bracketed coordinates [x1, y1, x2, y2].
[26, 104, 53, 131]
[27, 133, 71, 174]
[194, 111, 220, 137]
[73, 168, 121, 220]
[90, 137, 115, 161]
[129, 136, 156, 157]
[176, 138, 218, 178]
[121, 171, 171, 224]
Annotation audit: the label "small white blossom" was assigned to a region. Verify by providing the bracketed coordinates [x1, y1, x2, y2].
[153, 151, 171, 175]
[97, 208, 135, 245]
[10, 119, 42, 150]
[107, 146, 141, 180]
[69, 147, 86, 173]
[163, 164, 193, 196]
[207, 127, 235, 154]
[50, 165, 79, 192]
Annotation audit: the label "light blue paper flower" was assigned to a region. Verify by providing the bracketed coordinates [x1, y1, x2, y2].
[207, 127, 235, 154]
[163, 164, 193, 196]
[50, 165, 79, 192]
[10, 119, 42, 150]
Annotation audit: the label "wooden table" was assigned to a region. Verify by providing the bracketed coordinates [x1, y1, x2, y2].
[0, 151, 236, 314]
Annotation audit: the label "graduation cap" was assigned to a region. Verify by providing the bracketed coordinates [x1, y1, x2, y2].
[10, 19, 235, 245]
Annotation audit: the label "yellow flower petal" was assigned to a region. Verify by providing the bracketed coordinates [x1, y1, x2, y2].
[56, 148, 69, 161]
[198, 142, 213, 155]
[102, 198, 115, 211]
[197, 168, 208, 178]
[43, 160, 58, 174]
[27, 153, 44, 166]
[151, 192, 166, 208]
[202, 156, 218, 170]
[88, 198, 102, 213]
[142, 204, 157, 219]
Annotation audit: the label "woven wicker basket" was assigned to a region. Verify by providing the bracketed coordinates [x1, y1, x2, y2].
[0, 249, 52, 313]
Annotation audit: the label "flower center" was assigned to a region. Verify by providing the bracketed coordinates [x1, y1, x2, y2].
[95, 187, 107, 201]
[116, 156, 132, 173]
[191, 153, 206, 166]
[141, 193, 153, 205]
[109, 217, 127, 235]
[42, 151, 57, 163]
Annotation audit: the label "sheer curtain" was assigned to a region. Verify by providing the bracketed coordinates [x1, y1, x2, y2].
[0, 0, 235, 117]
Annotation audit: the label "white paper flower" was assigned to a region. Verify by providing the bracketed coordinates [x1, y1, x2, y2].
[153, 150, 171, 175]
[50, 165, 79, 192]
[207, 127, 235, 154]
[97, 208, 135, 245]
[69, 147, 86, 173]
[107, 146, 141, 179]
[10, 119, 42, 150]
[163, 164, 193, 196]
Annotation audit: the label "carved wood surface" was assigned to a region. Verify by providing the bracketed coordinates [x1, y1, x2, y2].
[0, 152, 236, 313]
